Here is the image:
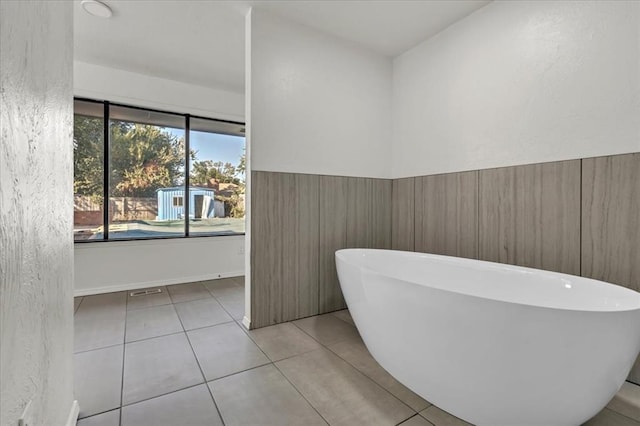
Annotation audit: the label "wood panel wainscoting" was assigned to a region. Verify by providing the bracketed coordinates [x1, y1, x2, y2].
[251, 171, 391, 328]
[478, 160, 581, 275]
[416, 171, 478, 259]
[390, 152, 639, 384]
[582, 153, 640, 383]
[251, 172, 320, 328]
[251, 152, 638, 383]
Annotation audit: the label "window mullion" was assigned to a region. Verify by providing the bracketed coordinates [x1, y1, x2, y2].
[103, 101, 110, 240]
[185, 114, 190, 237]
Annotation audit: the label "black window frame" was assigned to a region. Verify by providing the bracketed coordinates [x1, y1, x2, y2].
[73, 97, 246, 243]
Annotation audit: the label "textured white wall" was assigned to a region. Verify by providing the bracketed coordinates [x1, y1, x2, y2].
[75, 61, 244, 122]
[1, 2, 75, 426]
[392, 0, 640, 178]
[244, 10, 253, 328]
[250, 9, 393, 178]
[73, 62, 246, 294]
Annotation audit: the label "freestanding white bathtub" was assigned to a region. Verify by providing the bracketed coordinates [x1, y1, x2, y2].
[335, 249, 640, 426]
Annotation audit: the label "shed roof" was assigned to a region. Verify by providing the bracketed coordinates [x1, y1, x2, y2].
[156, 186, 215, 192]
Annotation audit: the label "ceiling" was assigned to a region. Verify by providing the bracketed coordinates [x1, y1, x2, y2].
[74, 0, 490, 93]
[246, 1, 490, 57]
[74, 1, 247, 92]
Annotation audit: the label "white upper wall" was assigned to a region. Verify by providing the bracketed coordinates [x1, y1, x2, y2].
[75, 61, 245, 122]
[249, 9, 393, 178]
[392, 0, 640, 178]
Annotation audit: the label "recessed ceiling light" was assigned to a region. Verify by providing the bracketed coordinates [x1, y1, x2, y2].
[81, 0, 112, 18]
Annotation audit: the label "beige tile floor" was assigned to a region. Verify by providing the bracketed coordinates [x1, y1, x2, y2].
[74, 277, 640, 426]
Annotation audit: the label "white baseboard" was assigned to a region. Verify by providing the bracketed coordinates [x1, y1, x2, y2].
[65, 400, 79, 426]
[74, 271, 245, 297]
[241, 315, 251, 330]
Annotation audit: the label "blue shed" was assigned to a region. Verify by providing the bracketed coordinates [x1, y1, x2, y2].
[156, 187, 216, 220]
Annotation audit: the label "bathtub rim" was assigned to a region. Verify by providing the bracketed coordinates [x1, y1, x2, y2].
[335, 248, 640, 314]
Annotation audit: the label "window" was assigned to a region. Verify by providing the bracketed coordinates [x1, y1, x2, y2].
[189, 117, 245, 236]
[73, 99, 246, 242]
[73, 100, 104, 241]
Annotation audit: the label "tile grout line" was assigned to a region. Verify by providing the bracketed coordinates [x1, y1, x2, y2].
[224, 319, 279, 372]
[290, 319, 322, 343]
[270, 361, 331, 426]
[324, 341, 427, 415]
[126, 302, 172, 311]
[78, 344, 417, 426]
[203, 280, 245, 321]
[110, 330, 190, 349]
[328, 310, 354, 326]
[119, 291, 129, 426]
[74, 341, 124, 355]
[78, 284, 301, 425]
[233, 321, 322, 364]
[75, 407, 121, 423]
[168, 285, 240, 327]
[82, 291, 444, 426]
[322, 340, 420, 419]
[415, 411, 437, 426]
[290, 317, 360, 349]
[73, 293, 121, 421]
[171, 294, 214, 306]
[125, 301, 175, 313]
[183, 319, 236, 334]
[395, 413, 436, 426]
[173, 296, 227, 426]
[296, 319, 420, 424]
[207, 360, 273, 383]
[602, 407, 640, 424]
[199, 317, 323, 421]
[76, 284, 633, 426]
[118, 382, 207, 411]
[291, 317, 419, 421]
[124, 304, 182, 344]
[269, 346, 323, 364]
[230, 319, 330, 425]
